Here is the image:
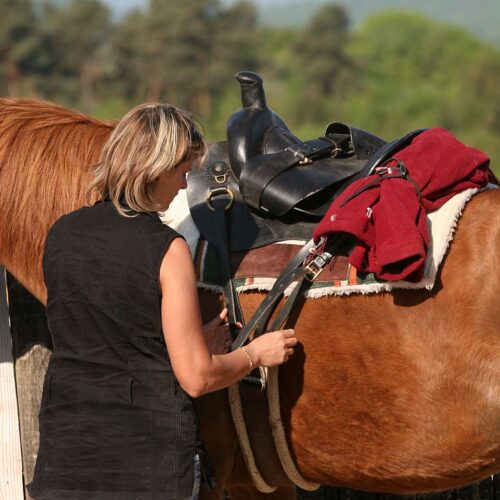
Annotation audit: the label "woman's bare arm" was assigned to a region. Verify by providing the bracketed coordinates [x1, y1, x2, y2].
[159, 237, 296, 397]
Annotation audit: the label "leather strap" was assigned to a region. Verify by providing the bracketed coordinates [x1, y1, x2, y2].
[230, 231, 355, 352]
[339, 160, 422, 208]
[231, 238, 336, 350]
[212, 194, 245, 334]
[239, 138, 336, 213]
[339, 128, 427, 188]
[224, 237, 340, 494]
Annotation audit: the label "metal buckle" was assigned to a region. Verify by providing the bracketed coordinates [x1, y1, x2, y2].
[207, 161, 230, 185]
[303, 251, 332, 281]
[377, 158, 408, 178]
[298, 157, 313, 165]
[285, 145, 306, 161]
[206, 187, 234, 212]
[214, 173, 228, 184]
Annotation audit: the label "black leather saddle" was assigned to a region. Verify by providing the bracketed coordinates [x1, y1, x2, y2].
[187, 71, 424, 251]
[228, 72, 388, 217]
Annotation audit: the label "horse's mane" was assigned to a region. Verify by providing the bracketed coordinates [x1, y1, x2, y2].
[0, 97, 116, 299]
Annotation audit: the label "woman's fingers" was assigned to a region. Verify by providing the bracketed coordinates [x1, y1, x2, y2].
[218, 307, 228, 323]
[208, 308, 227, 327]
[282, 331, 296, 361]
[205, 308, 228, 332]
[243, 328, 297, 367]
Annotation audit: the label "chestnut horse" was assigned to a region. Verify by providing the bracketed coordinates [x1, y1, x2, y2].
[0, 98, 499, 497]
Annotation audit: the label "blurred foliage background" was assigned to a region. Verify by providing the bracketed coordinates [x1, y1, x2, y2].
[1, 0, 499, 174]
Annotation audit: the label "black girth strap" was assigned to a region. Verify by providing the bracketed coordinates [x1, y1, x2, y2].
[208, 189, 245, 334]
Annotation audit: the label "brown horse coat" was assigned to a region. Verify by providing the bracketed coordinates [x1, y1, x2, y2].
[0, 98, 498, 496]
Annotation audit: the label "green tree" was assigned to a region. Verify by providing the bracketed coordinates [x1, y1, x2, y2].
[343, 11, 500, 133]
[37, 0, 111, 110]
[144, 0, 220, 116]
[289, 3, 352, 123]
[206, 0, 261, 135]
[108, 9, 151, 102]
[339, 11, 500, 174]
[294, 3, 351, 95]
[0, 0, 40, 95]
[211, 0, 260, 76]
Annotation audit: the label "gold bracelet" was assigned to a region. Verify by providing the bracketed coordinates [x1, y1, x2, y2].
[240, 346, 254, 373]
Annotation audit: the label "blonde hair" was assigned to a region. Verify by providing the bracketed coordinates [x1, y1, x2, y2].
[87, 102, 206, 217]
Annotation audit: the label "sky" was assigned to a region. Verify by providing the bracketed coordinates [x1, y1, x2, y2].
[98, 0, 499, 45]
[102, 0, 143, 16]
[102, 0, 297, 17]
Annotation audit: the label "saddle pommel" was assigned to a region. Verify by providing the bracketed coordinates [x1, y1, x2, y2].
[235, 71, 266, 110]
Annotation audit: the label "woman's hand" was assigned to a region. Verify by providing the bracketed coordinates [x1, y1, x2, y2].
[203, 308, 233, 354]
[161, 238, 295, 396]
[244, 329, 297, 368]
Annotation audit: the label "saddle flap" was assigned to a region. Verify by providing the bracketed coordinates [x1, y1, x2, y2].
[276, 158, 369, 216]
[249, 156, 367, 217]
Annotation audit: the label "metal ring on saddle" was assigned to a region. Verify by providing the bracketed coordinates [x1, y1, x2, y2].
[321, 135, 343, 158]
[328, 142, 343, 159]
[206, 187, 235, 212]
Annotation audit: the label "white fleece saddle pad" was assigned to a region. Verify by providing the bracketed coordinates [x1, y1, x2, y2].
[161, 185, 495, 298]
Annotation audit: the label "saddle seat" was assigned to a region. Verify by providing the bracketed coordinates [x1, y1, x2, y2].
[187, 71, 423, 252]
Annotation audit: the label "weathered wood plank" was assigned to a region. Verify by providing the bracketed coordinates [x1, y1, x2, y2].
[0, 268, 24, 499]
[299, 485, 339, 499]
[6, 272, 52, 500]
[475, 476, 494, 500]
[416, 488, 455, 499]
[494, 474, 500, 500]
[14, 345, 51, 499]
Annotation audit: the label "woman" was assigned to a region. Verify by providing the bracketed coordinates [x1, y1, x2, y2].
[28, 103, 297, 499]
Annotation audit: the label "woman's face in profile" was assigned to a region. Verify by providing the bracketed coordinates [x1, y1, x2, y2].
[151, 155, 195, 211]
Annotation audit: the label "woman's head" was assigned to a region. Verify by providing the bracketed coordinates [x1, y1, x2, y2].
[87, 102, 206, 216]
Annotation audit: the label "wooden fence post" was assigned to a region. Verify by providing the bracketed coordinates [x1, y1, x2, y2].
[6, 272, 52, 500]
[0, 267, 24, 499]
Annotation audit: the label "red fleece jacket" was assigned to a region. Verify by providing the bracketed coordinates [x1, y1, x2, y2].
[313, 128, 494, 282]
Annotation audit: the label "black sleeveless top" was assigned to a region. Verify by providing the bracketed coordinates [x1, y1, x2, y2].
[28, 199, 205, 499]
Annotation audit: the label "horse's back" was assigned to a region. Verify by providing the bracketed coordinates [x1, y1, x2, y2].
[238, 188, 500, 493]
